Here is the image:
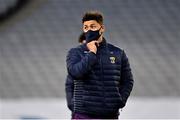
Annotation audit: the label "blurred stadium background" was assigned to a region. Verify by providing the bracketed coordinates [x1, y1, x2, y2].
[0, 0, 180, 119]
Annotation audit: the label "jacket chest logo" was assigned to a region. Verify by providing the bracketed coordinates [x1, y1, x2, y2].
[110, 56, 116, 64]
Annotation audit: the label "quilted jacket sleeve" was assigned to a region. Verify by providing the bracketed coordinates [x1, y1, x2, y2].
[66, 48, 97, 79]
[65, 75, 74, 111]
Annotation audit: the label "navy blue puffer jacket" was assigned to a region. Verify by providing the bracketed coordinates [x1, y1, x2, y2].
[66, 39, 134, 117]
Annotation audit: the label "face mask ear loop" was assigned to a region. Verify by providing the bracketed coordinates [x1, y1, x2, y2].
[98, 26, 102, 36]
[98, 26, 103, 38]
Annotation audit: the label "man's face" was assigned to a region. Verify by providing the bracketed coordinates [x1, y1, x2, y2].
[83, 20, 104, 33]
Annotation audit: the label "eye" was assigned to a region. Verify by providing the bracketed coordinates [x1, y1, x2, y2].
[83, 26, 88, 31]
[91, 25, 96, 29]
[84, 26, 87, 29]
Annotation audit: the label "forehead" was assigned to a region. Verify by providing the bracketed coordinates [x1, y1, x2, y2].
[83, 20, 100, 26]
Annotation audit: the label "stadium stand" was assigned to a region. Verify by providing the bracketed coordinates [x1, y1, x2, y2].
[0, 0, 180, 99]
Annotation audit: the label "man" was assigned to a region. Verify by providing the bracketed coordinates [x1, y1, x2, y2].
[66, 11, 134, 119]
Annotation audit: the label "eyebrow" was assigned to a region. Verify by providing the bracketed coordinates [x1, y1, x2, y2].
[84, 24, 96, 27]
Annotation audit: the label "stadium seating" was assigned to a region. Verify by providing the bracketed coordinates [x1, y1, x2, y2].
[0, 0, 180, 99]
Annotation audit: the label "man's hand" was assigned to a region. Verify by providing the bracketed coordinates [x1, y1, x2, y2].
[87, 41, 99, 54]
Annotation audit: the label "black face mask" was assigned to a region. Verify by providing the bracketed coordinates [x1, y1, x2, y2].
[85, 27, 102, 43]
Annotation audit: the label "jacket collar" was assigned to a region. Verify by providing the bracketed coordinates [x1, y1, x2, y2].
[98, 37, 107, 49]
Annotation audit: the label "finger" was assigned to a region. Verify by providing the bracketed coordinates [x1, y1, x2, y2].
[95, 42, 99, 47]
[91, 40, 97, 43]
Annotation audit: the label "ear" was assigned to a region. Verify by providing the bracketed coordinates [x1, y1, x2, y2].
[101, 25, 105, 32]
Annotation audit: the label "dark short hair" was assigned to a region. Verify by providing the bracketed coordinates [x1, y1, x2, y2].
[82, 11, 104, 24]
[78, 32, 86, 43]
